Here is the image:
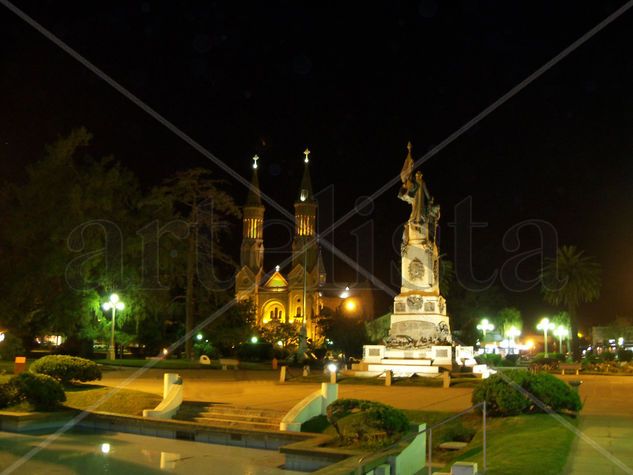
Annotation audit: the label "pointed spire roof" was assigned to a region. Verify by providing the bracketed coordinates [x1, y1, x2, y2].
[297, 148, 315, 203]
[245, 155, 262, 206]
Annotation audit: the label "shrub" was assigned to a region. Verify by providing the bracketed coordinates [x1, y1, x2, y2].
[236, 342, 273, 361]
[0, 382, 20, 409]
[617, 348, 633, 362]
[10, 373, 66, 410]
[527, 372, 582, 413]
[503, 354, 520, 366]
[193, 341, 220, 359]
[326, 399, 409, 447]
[471, 371, 530, 416]
[30, 355, 101, 384]
[472, 370, 582, 416]
[477, 354, 502, 367]
[442, 423, 476, 443]
[52, 337, 94, 358]
[601, 351, 616, 362]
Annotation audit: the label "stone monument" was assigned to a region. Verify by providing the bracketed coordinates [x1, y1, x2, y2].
[360, 143, 456, 376]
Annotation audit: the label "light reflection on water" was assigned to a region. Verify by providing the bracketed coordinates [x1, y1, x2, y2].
[0, 429, 302, 474]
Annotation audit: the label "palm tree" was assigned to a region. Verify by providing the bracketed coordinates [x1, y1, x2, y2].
[541, 245, 601, 360]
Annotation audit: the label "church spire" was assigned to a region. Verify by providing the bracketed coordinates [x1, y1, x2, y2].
[245, 155, 262, 206]
[240, 155, 265, 271]
[298, 148, 314, 203]
[292, 147, 318, 270]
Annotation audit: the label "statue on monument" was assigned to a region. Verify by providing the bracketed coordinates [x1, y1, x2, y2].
[397, 142, 425, 226]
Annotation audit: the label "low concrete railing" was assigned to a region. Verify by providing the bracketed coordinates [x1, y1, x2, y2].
[279, 383, 338, 432]
[142, 373, 183, 419]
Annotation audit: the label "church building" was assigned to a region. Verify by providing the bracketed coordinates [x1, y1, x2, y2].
[235, 150, 326, 339]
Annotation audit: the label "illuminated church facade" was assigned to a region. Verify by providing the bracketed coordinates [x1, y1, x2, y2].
[235, 150, 326, 339]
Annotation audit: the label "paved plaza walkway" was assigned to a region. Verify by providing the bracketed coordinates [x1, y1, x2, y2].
[99, 367, 474, 413]
[99, 367, 633, 473]
[564, 375, 633, 474]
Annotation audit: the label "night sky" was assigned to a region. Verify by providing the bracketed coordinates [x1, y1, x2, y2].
[1, 1, 632, 328]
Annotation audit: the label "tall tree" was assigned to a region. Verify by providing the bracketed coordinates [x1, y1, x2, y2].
[0, 128, 145, 349]
[448, 285, 507, 346]
[541, 245, 601, 360]
[496, 307, 522, 338]
[145, 169, 239, 359]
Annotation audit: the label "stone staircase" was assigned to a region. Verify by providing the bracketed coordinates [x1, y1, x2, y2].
[175, 402, 286, 431]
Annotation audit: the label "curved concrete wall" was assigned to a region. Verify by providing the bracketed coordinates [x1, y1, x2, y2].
[143, 373, 183, 419]
[280, 383, 338, 432]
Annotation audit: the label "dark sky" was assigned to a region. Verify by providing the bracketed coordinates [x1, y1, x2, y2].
[1, 1, 632, 328]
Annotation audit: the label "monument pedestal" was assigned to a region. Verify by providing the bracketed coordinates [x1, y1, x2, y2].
[357, 143, 464, 378]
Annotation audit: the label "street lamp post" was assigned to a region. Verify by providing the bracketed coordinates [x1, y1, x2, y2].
[537, 318, 555, 357]
[102, 293, 124, 360]
[554, 326, 569, 355]
[506, 327, 521, 354]
[477, 319, 495, 351]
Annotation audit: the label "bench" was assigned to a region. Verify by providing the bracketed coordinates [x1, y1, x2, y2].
[560, 363, 582, 375]
[219, 358, 239, 370]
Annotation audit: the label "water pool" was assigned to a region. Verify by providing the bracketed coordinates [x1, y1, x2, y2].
[0, 429, 303, 474]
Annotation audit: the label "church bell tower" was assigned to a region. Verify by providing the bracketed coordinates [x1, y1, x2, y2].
[292, 148, 318, 271]
[240, 155, 265, 272]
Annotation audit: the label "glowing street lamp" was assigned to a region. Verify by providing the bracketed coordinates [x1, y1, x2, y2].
[102, 293, 124, 360]
[554, 326, 569, 354]
[506, 326, 521, 353]
[477, 319, 494, 344]
[537, 318, 555, 357]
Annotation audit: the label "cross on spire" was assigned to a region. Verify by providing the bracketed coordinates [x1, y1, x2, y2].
[304, 148, 310, 164]
[252, 154, 259, 169]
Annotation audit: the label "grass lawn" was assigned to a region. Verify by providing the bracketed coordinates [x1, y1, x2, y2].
[63, 384, 162, 416]
[451, 413, 577, 475]
[406, 410, 577, 475]
[305, 409, 577, 475]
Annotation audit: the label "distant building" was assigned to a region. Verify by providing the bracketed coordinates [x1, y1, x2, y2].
[235, 151, 325, 339]
[592, 326, 633, 348]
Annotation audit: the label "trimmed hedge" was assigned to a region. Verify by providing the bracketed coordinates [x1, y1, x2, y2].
[30, 355, 101, 384]
[9, 372, 66, 410]
[0, 381, 20, 408]
[472, 370, 582, 416]
[326, 399, 409, 447]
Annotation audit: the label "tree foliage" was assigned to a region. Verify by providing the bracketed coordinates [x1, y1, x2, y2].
[318, 307, 367, 357]
[541, 245, 601, 360]
[0, 129, 240, 358]
[144, 168, 240, 358]
[496, 307, 522, 337]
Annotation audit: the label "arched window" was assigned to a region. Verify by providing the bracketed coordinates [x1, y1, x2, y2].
[262, 301, 286, 324]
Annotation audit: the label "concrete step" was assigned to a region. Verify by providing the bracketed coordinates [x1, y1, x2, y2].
[198, 405, 286, 418]
[380, 358, 432, 366]
[193, 417, 280, 431]
[176, 403, 285, 431]
[368, 363, 440, 374]
[197, 412, 283, 423]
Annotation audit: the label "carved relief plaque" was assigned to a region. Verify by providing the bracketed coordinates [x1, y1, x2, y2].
[406, 296, 423, 311]
[408, 258, 424, 281]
